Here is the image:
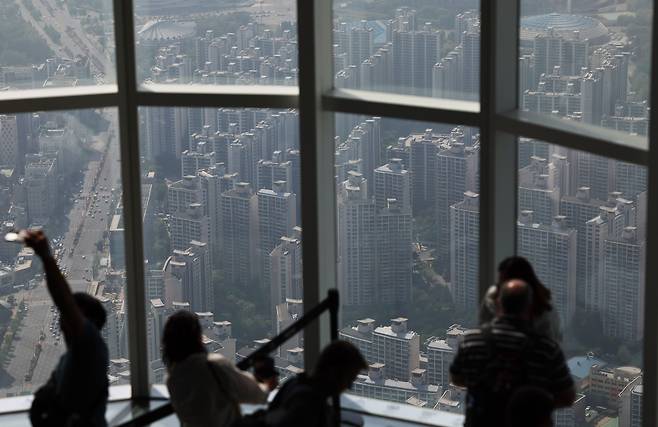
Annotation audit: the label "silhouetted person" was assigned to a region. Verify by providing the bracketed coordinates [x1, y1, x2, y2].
[264, 340, 368, 427]
[506, 386, 554, 427]
[25, 230, 109, 427]
[163, 310, 276, 427]
[480, 257, 561, 342]
[451, 279, 575, 427]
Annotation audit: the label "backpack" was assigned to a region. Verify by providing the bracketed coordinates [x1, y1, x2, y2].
[29, 374, 103, 427]
[465, 324, 536, 427]
[232, 375, 327, 427]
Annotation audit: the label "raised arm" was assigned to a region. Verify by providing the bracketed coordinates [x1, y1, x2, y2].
[24, 230, 85, 340]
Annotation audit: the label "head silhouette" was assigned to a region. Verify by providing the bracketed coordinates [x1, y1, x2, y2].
[497, 256, 552, 315]
[73, 292, 106, 329]
[162, 310, 206, 367]
[498, 279, 533, 319]
[312, 341, 368, 394]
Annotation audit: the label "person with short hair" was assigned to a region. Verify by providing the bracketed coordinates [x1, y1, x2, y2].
[163, 310, 276, 427]
[451, 279, 575, 427]
[25, 230, 109, 427]
[480, 256, 561, 342]
[264, 340, 368, 427]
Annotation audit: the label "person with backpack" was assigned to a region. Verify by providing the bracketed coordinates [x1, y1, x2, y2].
[450, 279, 575, 427]
[240, 340, 367, 427]
[163, 310, 278, 427]
[24, 230, 109, 427]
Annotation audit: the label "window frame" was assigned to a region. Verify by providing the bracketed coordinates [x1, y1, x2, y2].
[0, 0, 654, 424]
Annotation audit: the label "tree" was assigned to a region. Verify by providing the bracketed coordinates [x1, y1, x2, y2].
[0, 4, 53, 66]
[617, 345, 632, 365]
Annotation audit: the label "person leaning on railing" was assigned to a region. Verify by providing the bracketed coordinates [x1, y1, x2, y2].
[247, 340, 367, 427]
[162, 310, 278, 427]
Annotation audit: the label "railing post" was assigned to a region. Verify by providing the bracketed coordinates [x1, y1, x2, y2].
[328, 289, 339, 342]
[328, 289, 341, 427]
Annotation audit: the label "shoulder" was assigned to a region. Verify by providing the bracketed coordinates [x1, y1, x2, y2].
[281, 376, 316, 398]
[171, 353, 214, 377]
[463, 327, 484, 338]
[484, 286, 497, 307]
[458, 328, 487, 349]
[73, 320, 107, 356]
[207, 353, 230, 366]
[528, 333, 563, 360]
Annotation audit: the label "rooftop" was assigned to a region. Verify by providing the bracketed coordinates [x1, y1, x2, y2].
[568, 355, 606, 380]
[374, 325, 417, 340]
[138, 20, 197, 42]
[520, 13, 609, 43]
[355, 374, 440, 392]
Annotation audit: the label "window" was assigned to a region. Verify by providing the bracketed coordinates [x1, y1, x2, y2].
[519, 0, 652, 138]
[138, 107, 302, 383]
[333, 2, 479, 101]
[134, 0, 297, 87]
[0, 0, 655, 425]
[0, 108, 123, 397]
[336, 116, 479, 409]
[518, 140, 646, 424]
[0, 0, 116, 90]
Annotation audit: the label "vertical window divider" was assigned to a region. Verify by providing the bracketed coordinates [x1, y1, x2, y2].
[479, 0, 520, 298]
[297, 0, 336, 368]
[112, 0, 150, 400]
[642, 2, 658, 425]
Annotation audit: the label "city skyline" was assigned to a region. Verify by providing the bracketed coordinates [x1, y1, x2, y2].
[0, 0, 651, 425]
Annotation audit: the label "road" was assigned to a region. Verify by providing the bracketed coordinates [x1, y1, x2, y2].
[14, 0, 113, 78]
[0, 114, 121, 397]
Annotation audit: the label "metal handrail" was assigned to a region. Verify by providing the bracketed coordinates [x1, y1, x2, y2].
[115, 289, 339, 427]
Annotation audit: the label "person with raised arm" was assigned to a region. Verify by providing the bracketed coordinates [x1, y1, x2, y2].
[24, 230, 109, 427]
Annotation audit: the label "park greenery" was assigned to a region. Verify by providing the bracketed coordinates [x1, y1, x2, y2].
[0, 3, 53, 66]
[66, 0, 105, 16]
[23, 0, 42, 20]
[0, 301, 27, 368]
[617, 11, 652, 101]
[44, 24, 62, 44]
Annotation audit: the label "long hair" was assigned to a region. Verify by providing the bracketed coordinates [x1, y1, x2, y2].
[497, 256, 552, 315]
[161, 310, 206, 368]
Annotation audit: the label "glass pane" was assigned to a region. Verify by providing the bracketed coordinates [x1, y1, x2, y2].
[333, 2, 480, 101]
[336, 115, 480, 410]
[517, 139, 645, 426]
[0, 0, 116, 90]
[519, 0, 652, 138]
[134, 1, 297, 87]
[0, 108, 124, 397]
[138, 107, 302, 384]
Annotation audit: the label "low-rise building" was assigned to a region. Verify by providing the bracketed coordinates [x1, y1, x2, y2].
[351, 364, 440, 406]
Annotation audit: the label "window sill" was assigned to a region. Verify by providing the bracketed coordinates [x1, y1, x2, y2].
[0, 386, 465, 427]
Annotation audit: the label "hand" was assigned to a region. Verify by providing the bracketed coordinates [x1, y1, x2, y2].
[23, 230, 51, 259]
[262, 375, 279, 391]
